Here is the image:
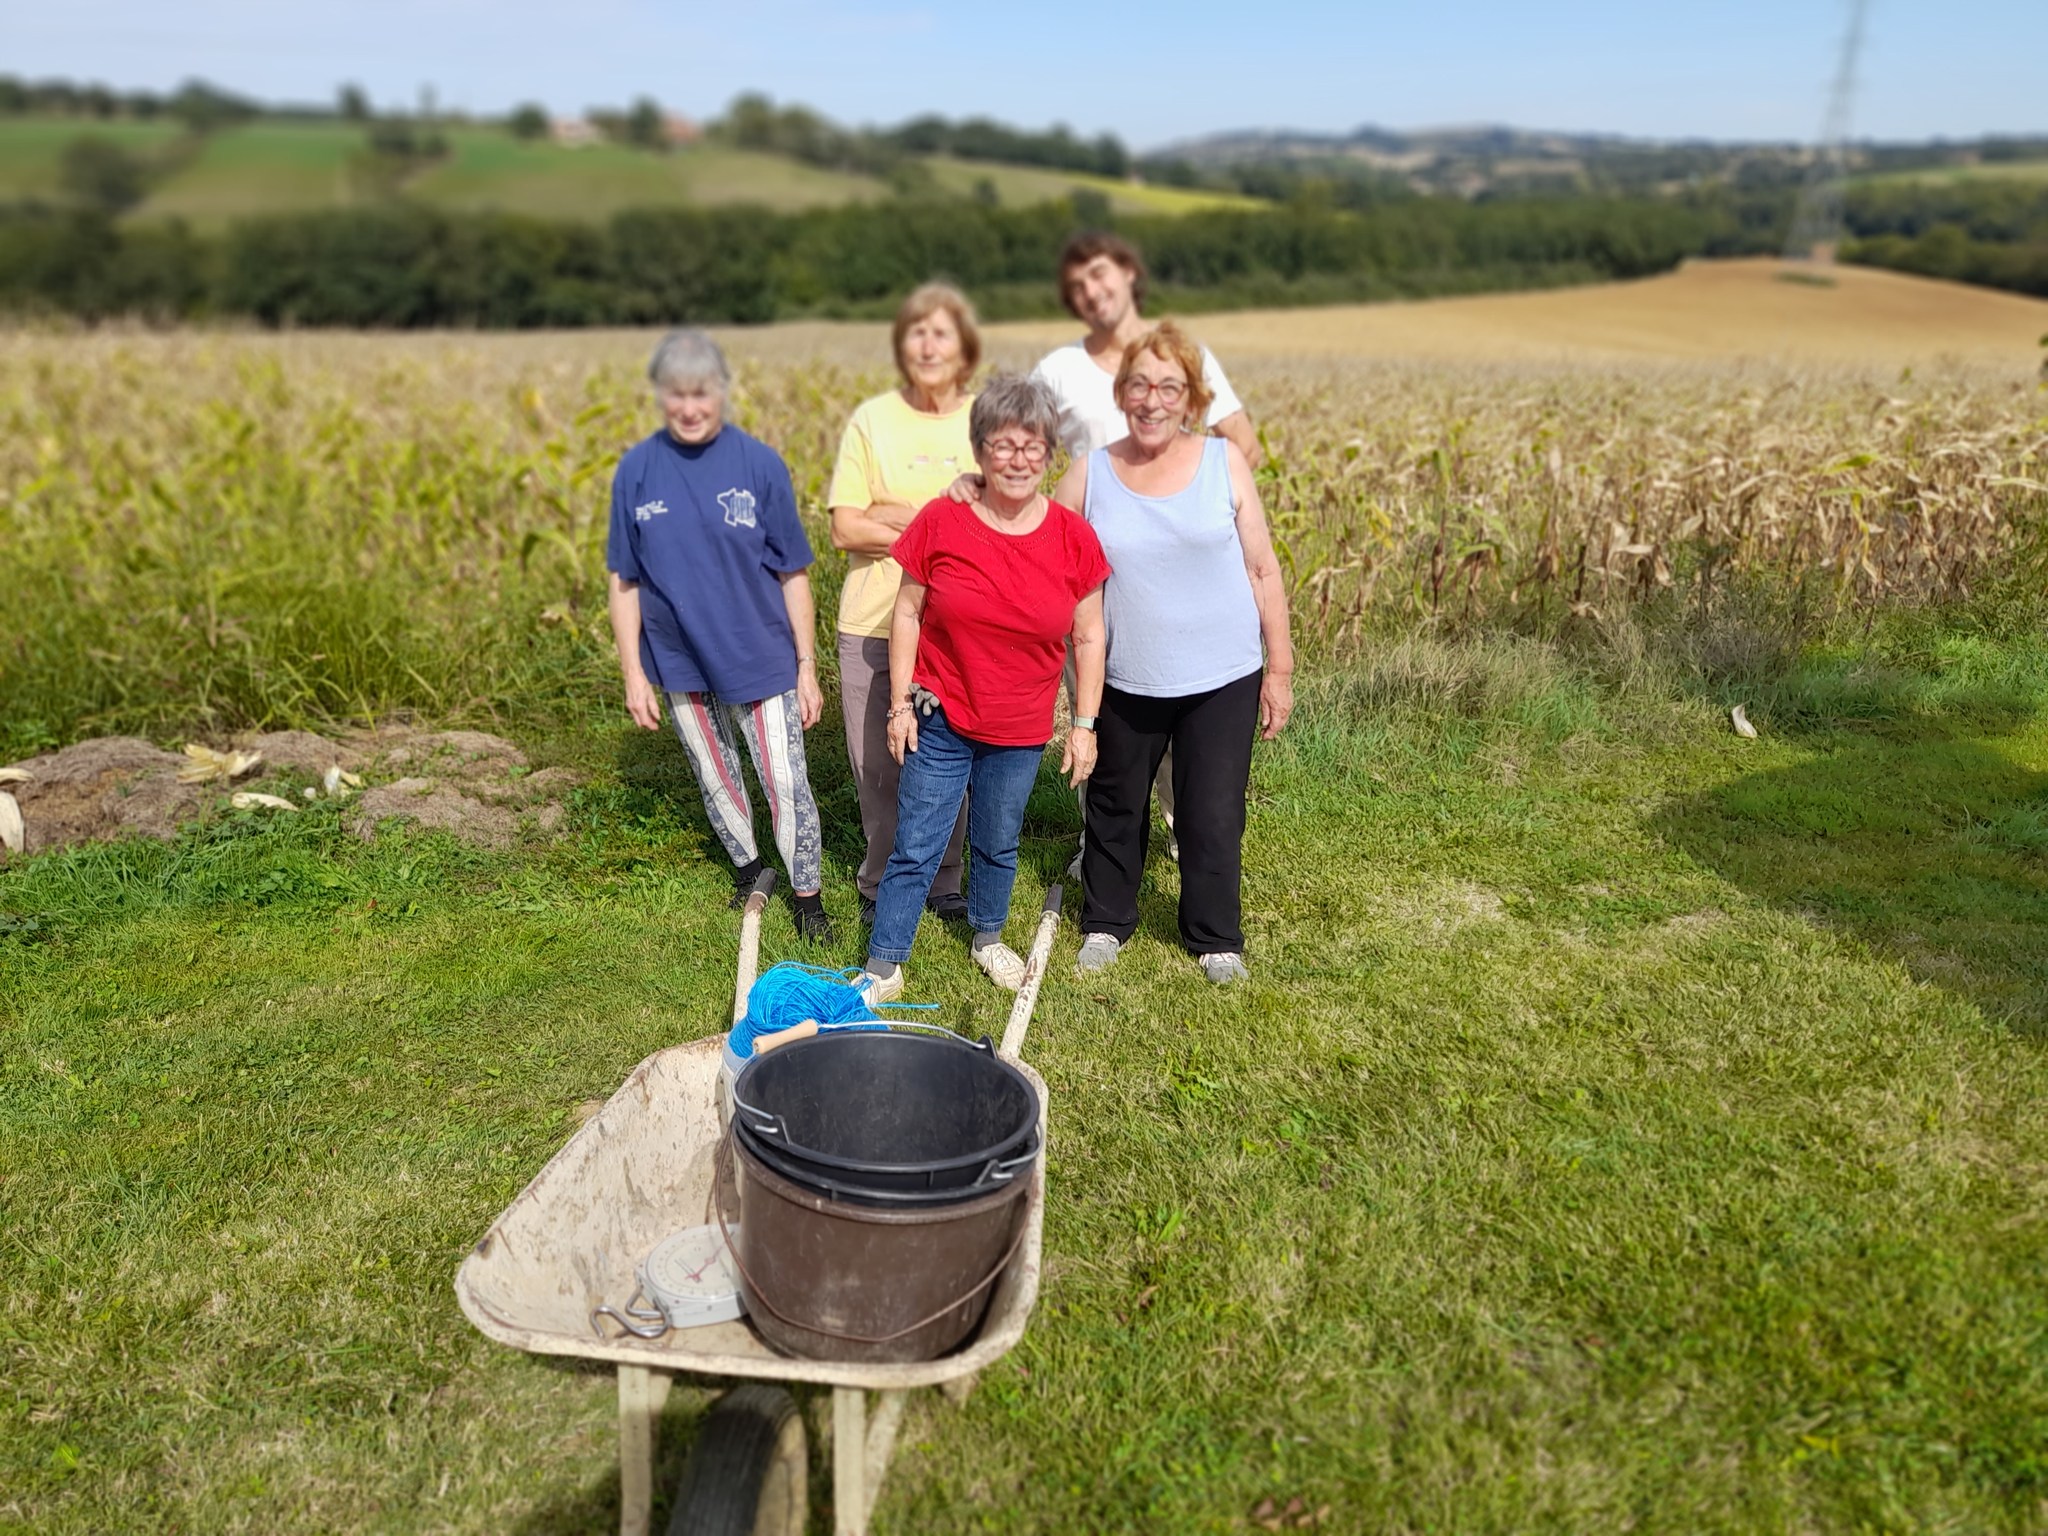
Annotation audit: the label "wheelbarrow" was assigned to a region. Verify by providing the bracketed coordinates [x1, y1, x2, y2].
[455, 873, 1065, 1535]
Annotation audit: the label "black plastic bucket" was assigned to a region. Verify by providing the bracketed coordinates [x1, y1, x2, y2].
[726, 1136, 1031, 1362]
[735, 1115, 1041, 1208]
[730, 1030, 1040, 1196]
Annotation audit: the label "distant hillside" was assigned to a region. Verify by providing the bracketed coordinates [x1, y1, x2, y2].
[0, 117, 1251, 229]
[1149, 125, 2048, 198]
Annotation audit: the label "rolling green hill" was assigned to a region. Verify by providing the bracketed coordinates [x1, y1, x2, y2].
[1854, 159, 2048, 188]
[0, 116, 183, 201]
[0, 116, 1253, 227]
[139, 120, 364, 224]
[406, 127, 890, 219]
[918, 153, 1260, 215]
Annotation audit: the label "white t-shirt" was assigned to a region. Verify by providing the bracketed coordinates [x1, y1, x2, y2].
[1031, 340, 1245, 459]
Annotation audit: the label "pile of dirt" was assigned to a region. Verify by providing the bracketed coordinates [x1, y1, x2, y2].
[0, 727, 578, 862]
[0, 737, 207, 857]
[345, 730, 579, 849]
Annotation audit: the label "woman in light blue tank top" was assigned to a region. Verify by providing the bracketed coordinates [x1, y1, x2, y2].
[1051, 321, 1296, 985]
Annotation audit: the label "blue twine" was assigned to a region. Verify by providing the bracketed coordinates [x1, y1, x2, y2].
[727, 962, 934, 1059]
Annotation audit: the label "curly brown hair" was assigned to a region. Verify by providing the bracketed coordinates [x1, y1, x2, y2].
[1057, 231, 1148, 320]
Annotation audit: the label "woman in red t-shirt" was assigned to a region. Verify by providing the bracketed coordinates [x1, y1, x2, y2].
[860, 375, 1110, 997]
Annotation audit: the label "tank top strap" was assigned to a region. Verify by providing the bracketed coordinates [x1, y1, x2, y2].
[1195, 434, 1233, 509]
[1082, 445, 1113, 521]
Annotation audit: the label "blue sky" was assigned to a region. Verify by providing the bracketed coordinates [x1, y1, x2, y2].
[5, 0, 2042, 149]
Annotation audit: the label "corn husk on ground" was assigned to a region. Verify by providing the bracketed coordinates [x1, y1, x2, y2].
[178, 745, 264, 785]
[229, 791, 299, 813]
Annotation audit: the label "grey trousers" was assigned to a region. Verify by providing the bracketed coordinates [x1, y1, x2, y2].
[837, 632, 965, 901]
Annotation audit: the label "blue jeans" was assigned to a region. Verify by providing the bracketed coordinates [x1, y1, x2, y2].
[869, 706, 1046, 964]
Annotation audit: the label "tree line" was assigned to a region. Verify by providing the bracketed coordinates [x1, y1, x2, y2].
[1838, 179, 2048, 299]
[0, 195, 1742, 328]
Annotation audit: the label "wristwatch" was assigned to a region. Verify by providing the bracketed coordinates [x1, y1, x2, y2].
[1071, 716, 1097, 730]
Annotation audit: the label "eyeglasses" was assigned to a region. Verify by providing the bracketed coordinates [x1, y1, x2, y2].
[985, 439, 1049, 465]
[1122, 378, 1188, 406]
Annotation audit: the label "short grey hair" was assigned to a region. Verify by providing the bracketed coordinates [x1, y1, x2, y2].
[648, 328, 731, 394]
[968, 373, 1060, 459]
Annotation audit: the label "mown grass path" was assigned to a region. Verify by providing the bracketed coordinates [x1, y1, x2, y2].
[3, 644, 2045, 1533]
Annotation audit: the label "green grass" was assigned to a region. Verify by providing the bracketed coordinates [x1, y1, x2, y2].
[4, 632, 2045, 1533]
[136, 121, 365, 227]
[0, 117, 184, 201]
[919, 154, 1261, 216]
[1855, 159, 2048, 187]
[406, 129, 887, 219]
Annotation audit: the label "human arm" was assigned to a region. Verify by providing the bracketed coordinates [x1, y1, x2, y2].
[1050, 455, 1090, 516]
[823, 409, 911, 559]
[1211, 408, 1264, 471]
[885, 580, 929, 764]
[1063, 586, 1106, 786]
[1225, 443, 1294, 738]
[777, 569, 823, 729]
[1200, 349, 1263, 470]
[607, 572, 662, 731]
[828, 500, 919, 559]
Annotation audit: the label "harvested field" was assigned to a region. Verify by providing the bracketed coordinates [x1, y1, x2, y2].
[995, 258, 2048, 369]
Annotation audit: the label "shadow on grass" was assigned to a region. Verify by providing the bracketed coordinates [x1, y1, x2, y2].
[507, 1379, 830, 1536]
[506, 1404, 697, 1536]
[1656, 721, 2048, 1038]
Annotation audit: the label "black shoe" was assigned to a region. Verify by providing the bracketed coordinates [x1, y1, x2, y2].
[728, 858, 768, 909]
[858, 895, 877, 926]
[927, 891, 970, 922]
[791, 892, 835, 945]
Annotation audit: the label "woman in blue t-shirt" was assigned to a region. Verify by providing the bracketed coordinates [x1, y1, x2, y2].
[604, 329, 835, 941]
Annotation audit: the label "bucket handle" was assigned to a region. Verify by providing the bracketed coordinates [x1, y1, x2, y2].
[981, 1146, 1039, 1185]
[713, 1130, 1029, 1347]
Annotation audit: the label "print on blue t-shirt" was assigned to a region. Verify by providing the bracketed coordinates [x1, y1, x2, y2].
[605, 425, 814, 704]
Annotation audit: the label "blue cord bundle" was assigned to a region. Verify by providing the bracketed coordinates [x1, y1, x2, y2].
[728, 962, 927, 1060]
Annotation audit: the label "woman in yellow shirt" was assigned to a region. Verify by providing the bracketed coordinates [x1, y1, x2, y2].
[829, 283, 981, 924]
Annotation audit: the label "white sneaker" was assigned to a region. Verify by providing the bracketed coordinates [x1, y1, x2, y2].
[972, 942, 1027, 991]
[1076, 933, 1123, 975]
[1199, 952, 1249, 985]
[858, 966, 904, 1005]
[1066, 843, 1084, 880]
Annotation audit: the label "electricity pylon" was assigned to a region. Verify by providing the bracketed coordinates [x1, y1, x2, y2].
[1784, 0, 1871, 263]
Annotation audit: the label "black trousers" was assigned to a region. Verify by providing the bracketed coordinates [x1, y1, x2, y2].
[1081, 669, 1262, 954]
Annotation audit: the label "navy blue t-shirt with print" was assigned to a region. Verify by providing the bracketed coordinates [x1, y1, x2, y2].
[605, 425, 814, 704]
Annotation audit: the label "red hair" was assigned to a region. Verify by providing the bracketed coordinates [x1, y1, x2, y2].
[1112, 321, 1212, 428]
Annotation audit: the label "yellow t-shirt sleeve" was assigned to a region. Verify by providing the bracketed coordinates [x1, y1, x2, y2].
[826, 409, 877, 511]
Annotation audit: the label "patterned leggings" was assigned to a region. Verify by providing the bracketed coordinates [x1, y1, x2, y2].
[667, 689, 824, 895]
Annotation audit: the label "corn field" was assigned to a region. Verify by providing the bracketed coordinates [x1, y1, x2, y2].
[1, 329, 2043, 753]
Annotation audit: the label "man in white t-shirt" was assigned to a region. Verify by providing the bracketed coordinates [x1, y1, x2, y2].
[1031, 230, 1262, 468]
